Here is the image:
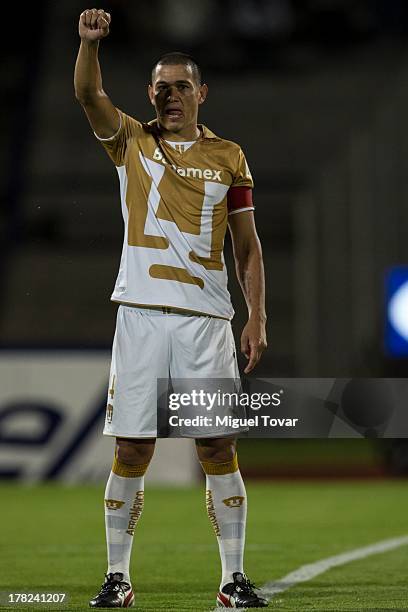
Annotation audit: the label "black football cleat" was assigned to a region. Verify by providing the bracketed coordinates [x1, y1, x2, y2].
[216, 572, 268, 608]
[89, 572, 134, 608]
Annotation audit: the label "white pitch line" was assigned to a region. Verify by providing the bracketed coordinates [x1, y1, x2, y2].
[262, 534, 408, 597]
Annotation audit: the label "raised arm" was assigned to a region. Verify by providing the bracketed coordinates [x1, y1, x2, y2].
[228, 211, 267, 374]
[74, 8, 120, 139]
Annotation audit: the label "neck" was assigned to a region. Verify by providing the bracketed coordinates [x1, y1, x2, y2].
[158, 122, 200, 142]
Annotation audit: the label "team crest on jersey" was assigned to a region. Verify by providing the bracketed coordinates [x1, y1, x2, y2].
[152, 148, 222, 182]
[222, 495, 245, 508]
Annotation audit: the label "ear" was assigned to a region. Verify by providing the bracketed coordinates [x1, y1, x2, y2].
[148, 84, 155, 106]
[198, 83, 208, 105]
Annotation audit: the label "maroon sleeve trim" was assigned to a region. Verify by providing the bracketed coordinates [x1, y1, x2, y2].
[227, 186, 253, 212]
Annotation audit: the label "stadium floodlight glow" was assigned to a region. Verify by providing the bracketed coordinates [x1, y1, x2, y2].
[385, 267, 408, 356]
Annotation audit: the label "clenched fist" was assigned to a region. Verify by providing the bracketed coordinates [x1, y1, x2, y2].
[79, 8, 111, 41]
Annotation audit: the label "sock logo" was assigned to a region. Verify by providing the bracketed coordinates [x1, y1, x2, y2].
[206, 490, 221, 536]
[126, 491, 144, 536]
[222, 495, 245, 508]
[105, 498, 125, 510]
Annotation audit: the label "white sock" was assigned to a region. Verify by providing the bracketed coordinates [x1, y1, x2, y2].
[202, 456, 247, 590]
[104, 459, 148, 584]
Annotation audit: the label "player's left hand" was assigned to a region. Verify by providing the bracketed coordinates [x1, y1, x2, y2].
[240, 317, 267, 374]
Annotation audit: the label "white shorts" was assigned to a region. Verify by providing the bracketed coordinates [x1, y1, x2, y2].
[103, 305, 243, 438]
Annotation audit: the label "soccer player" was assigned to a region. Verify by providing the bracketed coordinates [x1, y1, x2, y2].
[74, 8, 268, 609]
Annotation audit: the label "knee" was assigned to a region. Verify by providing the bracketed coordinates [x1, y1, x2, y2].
[196, 438, 236, 463]
[116, 438, 155, 466]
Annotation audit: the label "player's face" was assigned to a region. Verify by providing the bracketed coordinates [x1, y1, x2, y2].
[148, 64, 207, 138]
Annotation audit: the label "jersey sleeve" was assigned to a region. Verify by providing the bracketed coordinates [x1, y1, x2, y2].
[94, 109, 143, 166]
[227, 147, 255, 215]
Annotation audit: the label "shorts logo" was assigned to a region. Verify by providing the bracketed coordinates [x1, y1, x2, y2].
[106, 404, 113, 423]
[222, 495, 245, 508]
[109, 375, 116, 399]
[104, 499, 125, 510]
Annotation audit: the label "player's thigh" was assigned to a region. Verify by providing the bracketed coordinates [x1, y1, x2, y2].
[169, 315, 245, 438]
[104, 306, 170, 438]
[170, 315, 238, 378]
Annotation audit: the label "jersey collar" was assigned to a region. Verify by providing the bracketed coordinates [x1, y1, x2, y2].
[145, 119, 221, 141]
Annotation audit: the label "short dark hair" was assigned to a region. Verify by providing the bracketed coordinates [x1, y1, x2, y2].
[151, 52, 202, 85]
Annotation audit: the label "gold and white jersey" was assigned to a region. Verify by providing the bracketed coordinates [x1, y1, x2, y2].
[97, 110, 254, 319]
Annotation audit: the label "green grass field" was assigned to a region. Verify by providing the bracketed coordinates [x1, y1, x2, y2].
[1, 481, 408, 611]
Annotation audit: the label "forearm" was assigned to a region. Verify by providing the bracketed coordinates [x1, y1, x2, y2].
[235, 241, 266, 322]
[74, 40, 104, 103]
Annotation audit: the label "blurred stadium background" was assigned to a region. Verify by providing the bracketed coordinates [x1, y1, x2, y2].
[2, 0, 408, 490]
